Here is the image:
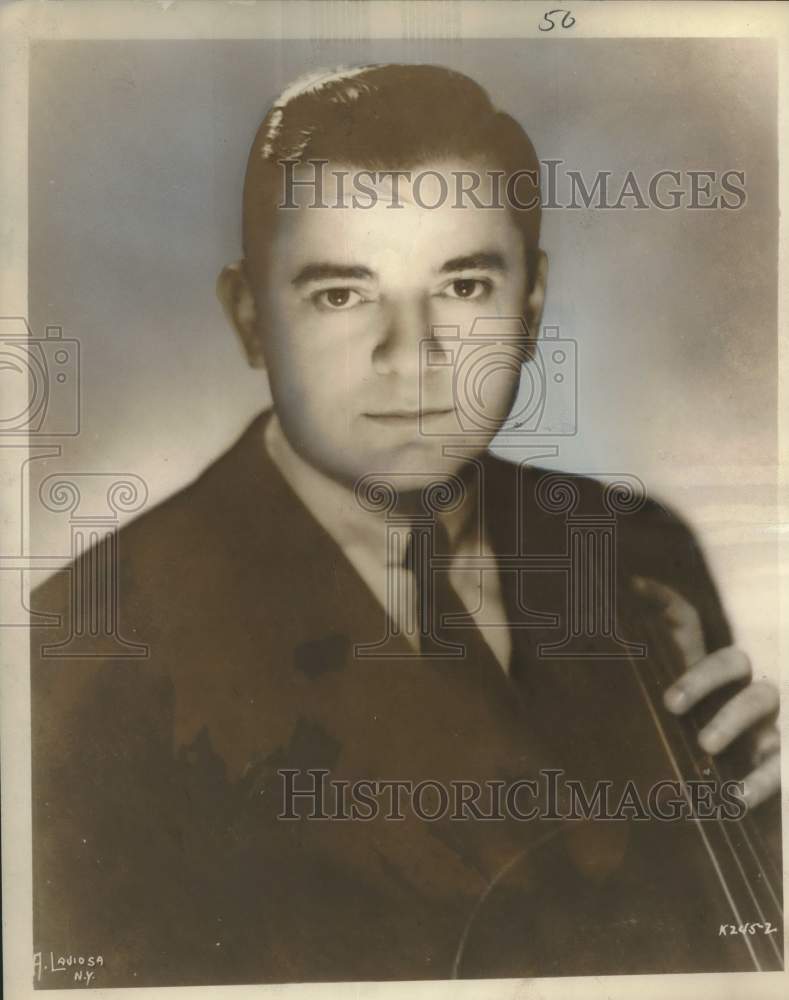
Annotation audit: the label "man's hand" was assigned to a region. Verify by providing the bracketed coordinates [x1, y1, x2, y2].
[632, 576, 780, 810]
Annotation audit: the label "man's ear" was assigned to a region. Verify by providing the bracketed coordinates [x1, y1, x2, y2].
[216, 259, 267, 369]
[524, 248, 549, 337]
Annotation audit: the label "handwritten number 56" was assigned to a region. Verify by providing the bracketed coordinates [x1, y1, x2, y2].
[539, 9, 576, 31]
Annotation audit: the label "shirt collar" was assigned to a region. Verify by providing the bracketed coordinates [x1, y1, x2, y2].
[263, 410, 480, 568]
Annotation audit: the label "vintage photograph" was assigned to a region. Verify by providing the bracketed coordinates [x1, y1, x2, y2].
[1, 2, 786, 997]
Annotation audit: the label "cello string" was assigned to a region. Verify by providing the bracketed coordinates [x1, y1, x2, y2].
[623, 626, 762, 969]
[645, 611, 783, 920]
[641, 610, 783, 959]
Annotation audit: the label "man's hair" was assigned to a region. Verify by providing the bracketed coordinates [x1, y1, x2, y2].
[242, 63, 542, 278]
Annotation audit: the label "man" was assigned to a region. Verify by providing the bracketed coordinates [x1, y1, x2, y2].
[30, 64, 782, 986]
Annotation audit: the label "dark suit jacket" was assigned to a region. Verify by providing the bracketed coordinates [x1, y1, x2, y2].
[30, 409, 777, 986]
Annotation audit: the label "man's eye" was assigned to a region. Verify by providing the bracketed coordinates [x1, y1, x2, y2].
[441, 278, 492, 301]
[312, 288, 364, 310]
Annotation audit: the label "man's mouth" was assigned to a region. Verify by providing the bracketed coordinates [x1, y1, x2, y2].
[363, 407, 454, 423]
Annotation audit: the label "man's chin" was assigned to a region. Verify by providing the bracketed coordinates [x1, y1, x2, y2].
[349, 438, 489, 483]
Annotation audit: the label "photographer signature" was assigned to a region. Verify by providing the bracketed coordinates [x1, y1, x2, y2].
[33, 951, 104, 987]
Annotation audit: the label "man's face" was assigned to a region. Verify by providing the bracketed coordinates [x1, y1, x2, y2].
[246, 159, 539, 486]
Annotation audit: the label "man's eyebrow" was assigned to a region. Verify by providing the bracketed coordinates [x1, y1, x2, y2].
[291, 263, 375, 287]
[439, 251, 508, 274]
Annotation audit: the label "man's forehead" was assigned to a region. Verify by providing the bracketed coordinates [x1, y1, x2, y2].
[268, 158, 523, 270]
[271, 201, 522, 283]
[286, 157, 508, 208]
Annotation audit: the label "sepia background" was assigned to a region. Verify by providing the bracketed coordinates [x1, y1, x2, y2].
[24, 37, 779, 681]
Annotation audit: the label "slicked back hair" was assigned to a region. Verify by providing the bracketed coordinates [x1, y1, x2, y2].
[242, 63, 542, 282]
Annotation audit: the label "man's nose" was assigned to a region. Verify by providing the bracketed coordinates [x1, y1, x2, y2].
[372, 296, 431, 377]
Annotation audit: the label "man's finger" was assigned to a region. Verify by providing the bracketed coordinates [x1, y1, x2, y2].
[632, 575, 706, 668]
[741, 752, 781, 811]
[697, 680, 780, 755]
[751, 721, 781, 766]
[663, 645, 751, 714]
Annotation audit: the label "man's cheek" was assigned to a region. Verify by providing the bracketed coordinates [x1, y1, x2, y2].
[452, 359, 521, 417]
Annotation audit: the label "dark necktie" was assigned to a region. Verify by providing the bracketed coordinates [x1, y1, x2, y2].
[403, 519, 511, 685]
[401, 520, 535, 884]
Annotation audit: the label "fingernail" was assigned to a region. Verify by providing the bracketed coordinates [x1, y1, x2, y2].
[664, 687, 688, 712]
[737, 780, 755, 811]
[700, 726, 723, 753]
